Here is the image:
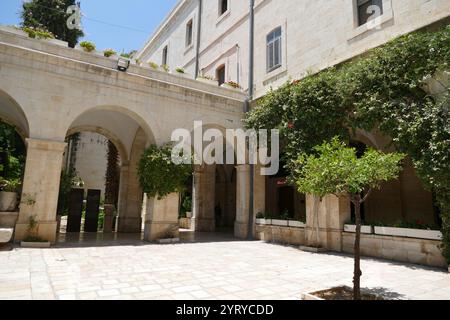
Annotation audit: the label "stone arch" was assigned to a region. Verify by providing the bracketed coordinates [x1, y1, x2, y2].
[67, 126, 128, 162]
[0, 88, 30, 140]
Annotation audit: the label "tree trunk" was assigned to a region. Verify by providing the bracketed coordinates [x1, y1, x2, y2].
[352, 195, 362, 300]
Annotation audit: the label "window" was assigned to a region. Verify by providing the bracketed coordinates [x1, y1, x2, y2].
[219, 0, 228, 16]
[266, 27, 282, 72]
[162, 45, 168, 65]
[357, 0, 383, 26]
[186, 20, 193, 47]
[216, 65, 226, 86]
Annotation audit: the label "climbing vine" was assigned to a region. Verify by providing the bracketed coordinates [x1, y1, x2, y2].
[244, 25, 450, 263]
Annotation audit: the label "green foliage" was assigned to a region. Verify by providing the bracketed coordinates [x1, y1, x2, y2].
[21, 0, 84, 47]
[175, 67, 185, 74]
[161, 64, 170, 72]
[149, 62, 159, 70]
[292, 138, 406, 198]
[0, 178, 21, 192]
[79, 41, 95, 52]
[103, 49, 116, 57]
[138, 145, 192, 199]
[22, 26, 54, 39]
[245, 26, 450, 262]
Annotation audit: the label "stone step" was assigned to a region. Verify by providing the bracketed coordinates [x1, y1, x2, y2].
[0, 228, 14, 243]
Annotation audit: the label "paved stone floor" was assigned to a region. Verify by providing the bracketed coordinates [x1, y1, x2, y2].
[1, 231, 449, 300]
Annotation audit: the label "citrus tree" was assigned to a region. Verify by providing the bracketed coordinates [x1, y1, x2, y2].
[292, 138, 405, 300]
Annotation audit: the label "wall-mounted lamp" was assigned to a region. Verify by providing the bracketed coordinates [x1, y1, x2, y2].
[117, 57, 130, 72]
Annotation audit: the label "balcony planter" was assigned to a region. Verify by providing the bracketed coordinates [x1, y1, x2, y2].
[0, 192, 18, 212]
[272, 219, 288, 227]
[0, 228, 14, 243]
[374, 226, 442, 241]
[344, 224, 373, 234]
[288, 220, 306, 228]
[255, 218, 266, 225]
[157, 238, 180, 244]
[196, 77, 219, 86]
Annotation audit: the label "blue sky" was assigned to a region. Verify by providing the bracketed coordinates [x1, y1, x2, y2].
[0, 0, 178, 53]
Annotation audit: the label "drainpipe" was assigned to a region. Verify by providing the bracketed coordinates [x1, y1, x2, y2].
[194, 0, 203, 78]
[246, 0, 255, 240]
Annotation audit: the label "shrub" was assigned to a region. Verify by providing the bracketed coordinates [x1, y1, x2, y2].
[103, 49, 116, 57]
[79, 41, 96, 52]
[138, 144, 192, 199]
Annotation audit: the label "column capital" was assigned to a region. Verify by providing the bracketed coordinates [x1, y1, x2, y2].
[26, 138, 67, 152]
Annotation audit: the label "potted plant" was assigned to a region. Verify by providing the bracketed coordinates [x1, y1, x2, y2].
[21, 215, 51, 248]
[0, 178, 20, 212]
[149, 62, 159, 70]
[79, 41, 96, 53]
[103, 49, 117, 58]
[161, 64, 170, 72]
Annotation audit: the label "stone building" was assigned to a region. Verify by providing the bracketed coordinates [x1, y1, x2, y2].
[0, 0, 449, 268]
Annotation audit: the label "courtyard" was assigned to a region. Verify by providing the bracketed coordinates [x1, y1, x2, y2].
[1, 232, 449, 300]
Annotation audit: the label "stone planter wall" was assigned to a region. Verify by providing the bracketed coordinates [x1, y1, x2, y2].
[342, 232, 446, 268]
[255, 224, 306, 246]
[179, 218, 192, 230]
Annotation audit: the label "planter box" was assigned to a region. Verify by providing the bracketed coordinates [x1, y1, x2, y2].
[288, 220, 306, 228]
[157, 238, 180, 245]
[374, 226, 442, 241]
[0, 192, 18, 212]
[0, 228, 14, 243]
[0, 211, 19, 228]
[255, 218, 266, 225]
[196, 77, 219, 86]
[21, 241, 51, 248]
[344, 224, 373, 234]
[272, 219, 288, 227]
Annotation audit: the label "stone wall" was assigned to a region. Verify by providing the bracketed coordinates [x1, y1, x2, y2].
[342, 232, 446, 268]
[255, 224, 305, 246]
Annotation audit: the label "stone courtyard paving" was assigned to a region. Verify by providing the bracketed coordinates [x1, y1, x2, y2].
[0, 232, 449, 300]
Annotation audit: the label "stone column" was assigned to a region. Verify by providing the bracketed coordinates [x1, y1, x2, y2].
[15, 139, 67, 244]
[235, 165, 251, 239]
[252, 164, 266, 237]
[304, 194, 350, 251]
[144, 193, 180, 241]
[191, 166, 215, 232]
